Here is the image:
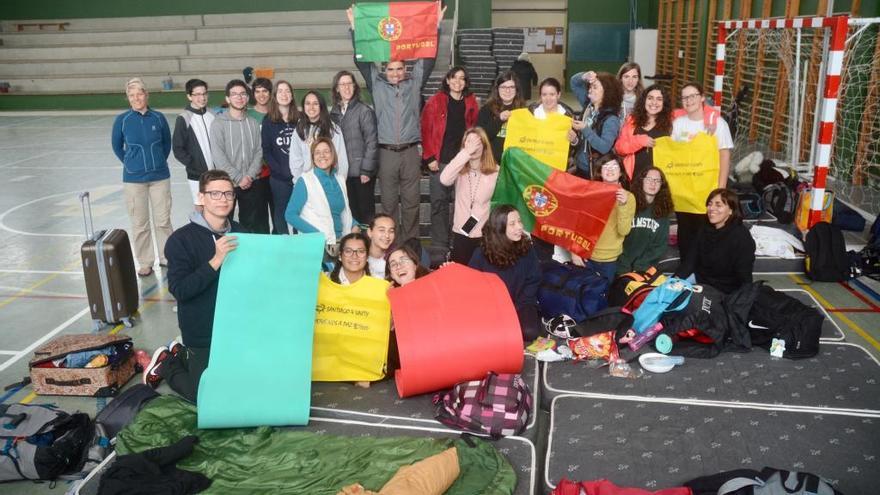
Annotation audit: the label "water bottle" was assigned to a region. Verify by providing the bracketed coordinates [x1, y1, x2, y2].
[627, 322, 664, 351]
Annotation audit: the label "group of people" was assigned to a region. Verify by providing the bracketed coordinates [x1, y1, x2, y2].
[111, 12, 756, 403]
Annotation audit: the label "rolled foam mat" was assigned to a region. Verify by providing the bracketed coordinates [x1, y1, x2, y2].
[389, 263, 524, 398]
[310, 353, 540, 440]
[198, 233, 324, 428]
[546, 394, 880, 494]
[542, 342, 880, 414]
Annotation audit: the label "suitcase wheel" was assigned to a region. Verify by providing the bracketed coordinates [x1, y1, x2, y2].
[122, 317, 134, 328]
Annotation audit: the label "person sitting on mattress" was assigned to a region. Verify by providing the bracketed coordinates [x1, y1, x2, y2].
[329, 232, 371, 285]
[468, 204, 541, 342]
[141, 169, 244, 402]
[674, 188, 756, 294]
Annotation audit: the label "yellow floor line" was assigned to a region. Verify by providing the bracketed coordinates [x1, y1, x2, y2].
[788, 274, 880, 352]
[19, 391, 35, 404]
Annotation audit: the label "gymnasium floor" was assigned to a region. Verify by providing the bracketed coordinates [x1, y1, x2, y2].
[1, 113, 879, 493]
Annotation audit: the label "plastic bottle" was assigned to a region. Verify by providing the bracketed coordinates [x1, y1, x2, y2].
[627, 322, 664, 351]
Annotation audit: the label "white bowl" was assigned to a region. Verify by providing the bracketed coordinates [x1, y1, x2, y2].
[639, 353, 676, 373]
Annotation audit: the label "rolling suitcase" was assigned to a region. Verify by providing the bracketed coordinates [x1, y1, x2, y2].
[80, 192, 138, 330]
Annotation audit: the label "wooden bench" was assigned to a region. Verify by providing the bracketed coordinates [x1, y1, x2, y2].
[14, 22, 70, 32]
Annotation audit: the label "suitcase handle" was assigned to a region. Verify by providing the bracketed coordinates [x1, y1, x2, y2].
[79, 191, 95, 240]
[45, 377, 93, 387]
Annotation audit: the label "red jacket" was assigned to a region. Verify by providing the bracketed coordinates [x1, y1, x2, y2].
[420, 91, 479, 162]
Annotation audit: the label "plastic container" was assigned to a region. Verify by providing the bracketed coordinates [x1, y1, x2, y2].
[638, 353, 684, 373]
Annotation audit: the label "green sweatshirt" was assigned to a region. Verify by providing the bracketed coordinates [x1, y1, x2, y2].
[616, 204, 670, 274]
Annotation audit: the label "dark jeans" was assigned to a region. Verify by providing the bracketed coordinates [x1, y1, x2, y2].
[159, 346, 210, 404]
[269, 176, 293, 234]
[451, 233, 480, 265]
[675, 211, 706, 265]
[346, 176, 376, 226]
[517, 304, 541, 342]
[233, 178, 270, 234]
[429, 162, 453, 249]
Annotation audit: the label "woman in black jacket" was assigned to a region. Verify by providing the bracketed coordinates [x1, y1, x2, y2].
[674, 188, 756, 294]
[477, 71, 526, 164]
[330, 70, 378, 225]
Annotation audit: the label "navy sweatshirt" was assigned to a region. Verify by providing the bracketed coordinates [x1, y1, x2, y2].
[261, 116, 295, 182]
[469, 245, 541, 310]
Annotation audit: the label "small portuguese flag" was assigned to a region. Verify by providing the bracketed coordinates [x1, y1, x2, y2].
[353, 2, 440, 62]
[492, 148, 618, 259]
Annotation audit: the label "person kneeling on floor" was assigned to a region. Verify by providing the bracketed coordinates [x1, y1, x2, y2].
[142, 169, 244, 402]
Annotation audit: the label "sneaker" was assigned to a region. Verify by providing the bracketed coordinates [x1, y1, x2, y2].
[133, 349, 151, 373]
[142, 347, 170, 388]
[166, 337, 183, 357]
[543, 315, 577, 339]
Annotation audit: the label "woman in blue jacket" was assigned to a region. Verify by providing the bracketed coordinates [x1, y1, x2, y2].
[111, 77, 172, 277]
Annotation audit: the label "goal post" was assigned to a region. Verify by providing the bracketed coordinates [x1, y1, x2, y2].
[711, 15, 880, 229]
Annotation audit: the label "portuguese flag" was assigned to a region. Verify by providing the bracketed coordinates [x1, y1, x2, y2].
[353, 2, 440, 62]
[492, 148, 618, 259]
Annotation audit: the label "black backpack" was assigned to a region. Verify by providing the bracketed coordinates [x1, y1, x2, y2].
[747, 285, 823, 359]
[804, 222, 850, 282]
[761, 182, 796, 224]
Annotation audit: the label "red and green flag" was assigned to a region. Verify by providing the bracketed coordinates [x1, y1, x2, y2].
[492, 148, 618, 259]
[353, 2, 439, 62]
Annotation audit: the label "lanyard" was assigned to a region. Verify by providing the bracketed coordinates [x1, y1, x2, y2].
[466, 170, 481, 210]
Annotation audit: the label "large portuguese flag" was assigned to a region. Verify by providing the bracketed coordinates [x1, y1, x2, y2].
[353, 2, 440, 62]
[493, 148, 618, 259]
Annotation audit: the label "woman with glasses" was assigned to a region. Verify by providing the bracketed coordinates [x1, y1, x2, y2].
[262, 80, 298, 234]
[285, 137, 355, 254]
[439, 127, 499, 265]
[111, 77, 173, 277]
[421, 66, 480, 253]
[616, 167, 673, 274]
[469, 204, 541, 341]
[329, 232, 371, 284]
[330, 70, 378, 225]
[385, 243, 430, 288]
[615, 84, 673, 181]
[289, 91, 349, 184]
[477, 71, 526, 163]
[670, 82, 734, 262]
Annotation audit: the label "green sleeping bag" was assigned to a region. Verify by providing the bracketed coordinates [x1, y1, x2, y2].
[116, 395, 517, 494]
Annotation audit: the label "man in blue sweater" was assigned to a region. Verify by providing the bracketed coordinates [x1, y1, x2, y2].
[142, 170, 243, 402]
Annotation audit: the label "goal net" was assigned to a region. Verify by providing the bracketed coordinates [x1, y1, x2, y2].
[715, 17, 880, 218]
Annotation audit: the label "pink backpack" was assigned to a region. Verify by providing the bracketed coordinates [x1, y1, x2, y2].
[433, 372, 532, 438]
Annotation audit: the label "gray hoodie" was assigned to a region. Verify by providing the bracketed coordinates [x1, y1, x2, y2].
[189, 210, 230, 235]
[209, 110, 262, 185]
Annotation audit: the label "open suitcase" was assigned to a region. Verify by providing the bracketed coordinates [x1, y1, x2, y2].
[80, 192, 138, 330]
[29, 333, 136, 397]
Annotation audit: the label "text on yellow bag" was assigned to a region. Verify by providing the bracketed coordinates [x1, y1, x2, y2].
[312, 273, 392, 382]
[652, 133, 720, 214]
[503, 108, 572, 171]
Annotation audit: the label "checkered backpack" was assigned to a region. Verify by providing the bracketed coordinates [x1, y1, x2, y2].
[433, 372, 532, 438]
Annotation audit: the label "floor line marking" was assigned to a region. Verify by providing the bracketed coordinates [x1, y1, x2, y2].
[0, 307, 90, 374]
[0, 151, 56, 169]
[0, 269, 81, 276]
[0, 260, 81, 311]
[19, 392, 36, 404]
[851, 277, 880, 305]
[0, 350, 19, 355]
[788, 274, 880, 352]
[839, 281, 880, 310]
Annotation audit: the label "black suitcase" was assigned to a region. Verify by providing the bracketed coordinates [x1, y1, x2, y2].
[80, 192, 138, 330]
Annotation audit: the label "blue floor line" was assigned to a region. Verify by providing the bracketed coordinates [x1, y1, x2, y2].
[852, 278, 880, 305]
[0, 385, 23, 404]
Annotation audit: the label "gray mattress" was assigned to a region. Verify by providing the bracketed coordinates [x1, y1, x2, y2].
[542, 343, 880, 414]
[310, 353, 542, 441]
[545, 394, 880, 494]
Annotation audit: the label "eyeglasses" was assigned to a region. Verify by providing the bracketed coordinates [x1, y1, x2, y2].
[498, 84, 516, 91]
[229, 92, 248, 98]
[337, 82, 355, 88]
[388, 257, 413, 270]
[644, 177, 663, 185]
[681, 93, 701, 102]
[342, 248, 367, 257]
[204, 190, 235, 201]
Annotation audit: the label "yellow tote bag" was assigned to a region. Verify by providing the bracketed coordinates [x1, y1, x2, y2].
[312, 273, 392, 382]
[653, 133, 720, 214]
[795, 188, 834, 232]
[503, 108, 572, 170]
